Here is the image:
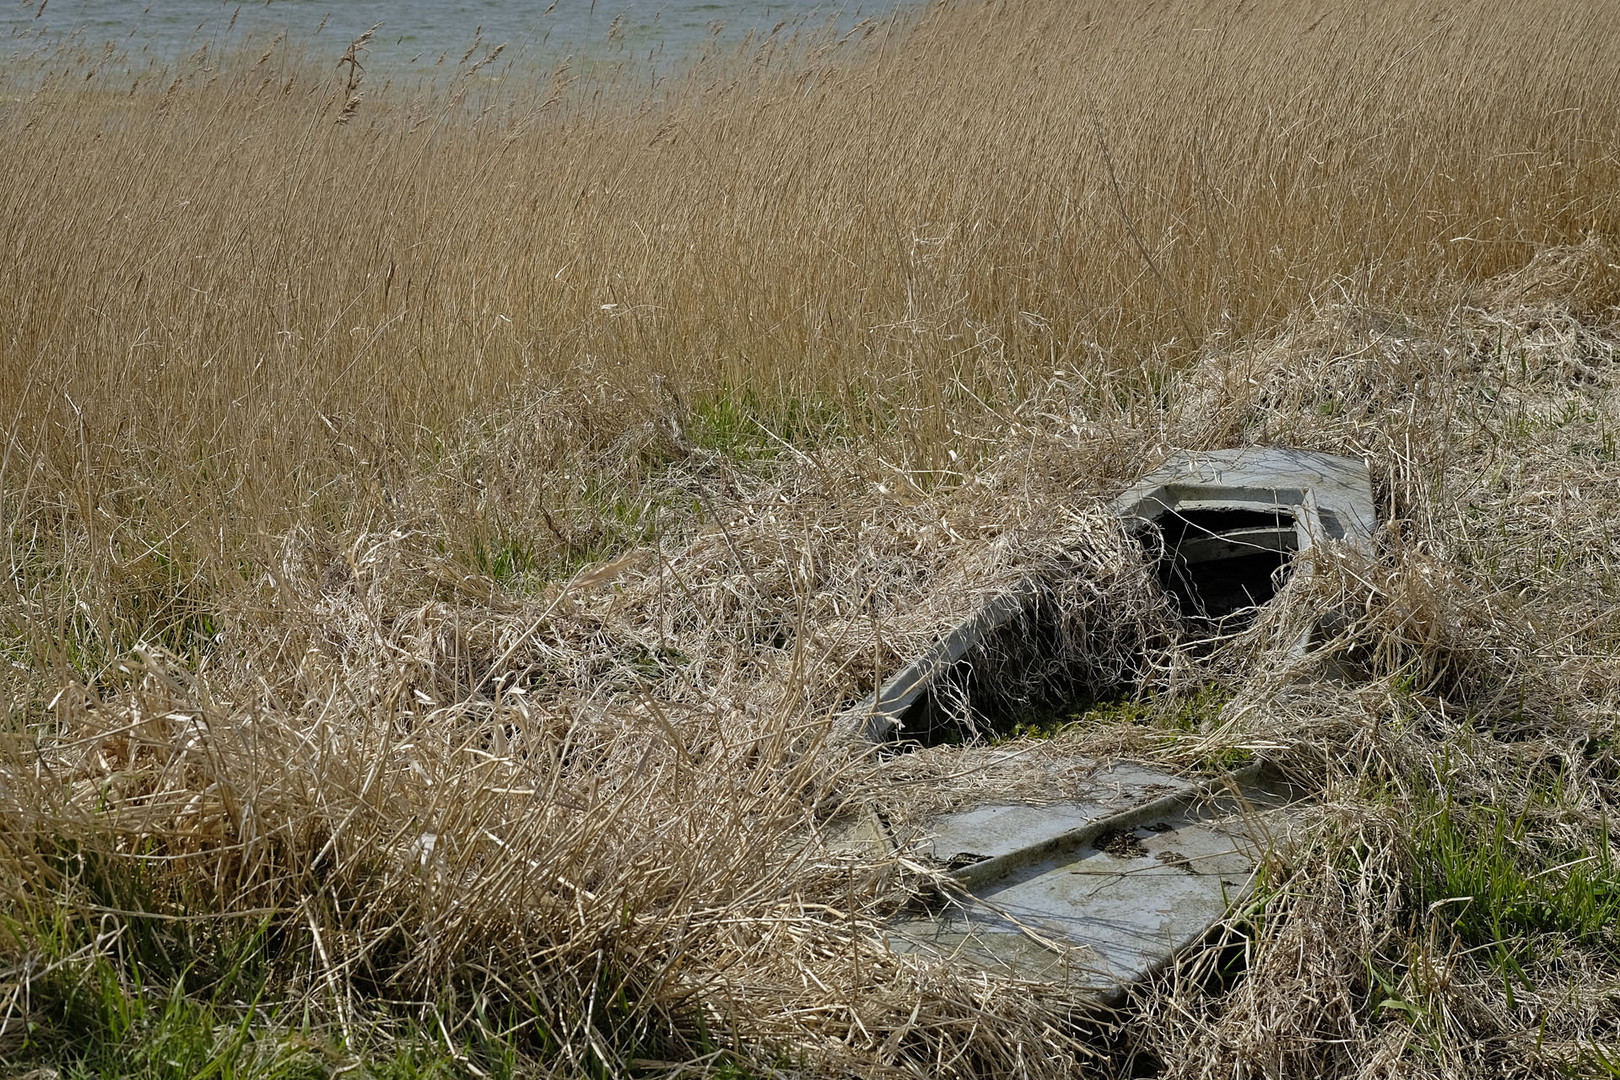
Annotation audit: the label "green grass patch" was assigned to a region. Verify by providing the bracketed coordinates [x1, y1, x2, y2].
[2, 848, 750, 1079]
[1411, 779, 1620, 964]
[998, 683, 1248, 769]
[467, 532, 543, 585]
[687, 389, 847, 460]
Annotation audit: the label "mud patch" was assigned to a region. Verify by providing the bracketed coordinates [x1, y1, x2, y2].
[1094, 828, 1148, 858]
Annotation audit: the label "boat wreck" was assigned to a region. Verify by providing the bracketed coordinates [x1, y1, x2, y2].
[838, 447, 1378, 998]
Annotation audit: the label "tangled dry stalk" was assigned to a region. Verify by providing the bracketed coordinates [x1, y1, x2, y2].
[3, 0, 1620, 1076]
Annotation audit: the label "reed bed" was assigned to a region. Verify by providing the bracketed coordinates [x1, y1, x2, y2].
[3, 0, 1620, 1075]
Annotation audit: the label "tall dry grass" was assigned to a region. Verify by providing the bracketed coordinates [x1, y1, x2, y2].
[3, 0, 1617, 517]
[3, 0, 1620, 1075]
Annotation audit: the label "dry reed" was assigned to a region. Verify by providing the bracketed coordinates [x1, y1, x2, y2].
[3, 0, 1620, 1075]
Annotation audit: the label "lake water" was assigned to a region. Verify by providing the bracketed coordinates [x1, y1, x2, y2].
[3, 0, 905, 70]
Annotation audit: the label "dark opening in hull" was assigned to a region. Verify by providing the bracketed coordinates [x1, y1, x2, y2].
[1149, 507, 1298, 627]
